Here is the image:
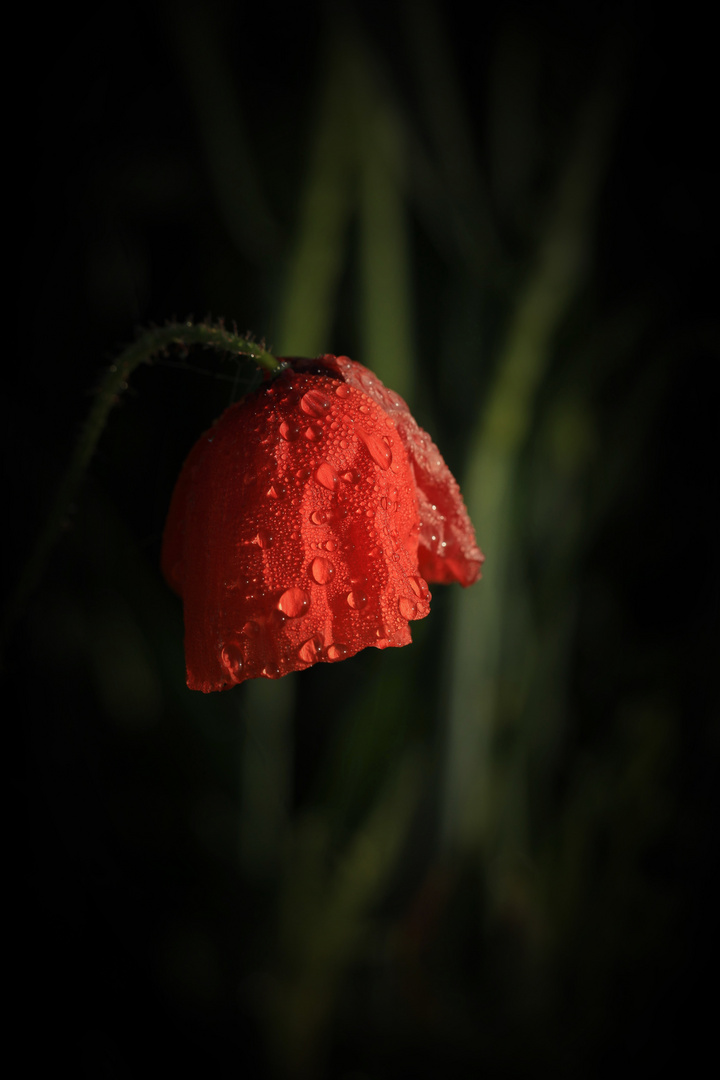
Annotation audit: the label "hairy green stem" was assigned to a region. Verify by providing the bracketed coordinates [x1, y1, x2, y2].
[2, 322, 280, 649]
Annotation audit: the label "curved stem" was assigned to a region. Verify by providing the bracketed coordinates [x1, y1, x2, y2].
[2, 322, 280, 649]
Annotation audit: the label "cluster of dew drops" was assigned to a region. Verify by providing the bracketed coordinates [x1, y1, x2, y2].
[220, 372, 430, 681]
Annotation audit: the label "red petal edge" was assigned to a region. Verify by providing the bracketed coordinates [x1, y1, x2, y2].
[304, 355, 484, 587]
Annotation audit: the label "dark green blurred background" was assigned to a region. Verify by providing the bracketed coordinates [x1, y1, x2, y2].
[11, 1, 718, 1076]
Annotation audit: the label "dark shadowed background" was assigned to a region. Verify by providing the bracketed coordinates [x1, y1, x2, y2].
[10, 1, 718, 1076]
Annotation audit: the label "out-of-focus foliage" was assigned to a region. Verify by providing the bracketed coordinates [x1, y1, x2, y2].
[11, 1, 718, 1077]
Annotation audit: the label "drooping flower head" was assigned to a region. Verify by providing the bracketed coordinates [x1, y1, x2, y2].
[162, 355, 482, 691]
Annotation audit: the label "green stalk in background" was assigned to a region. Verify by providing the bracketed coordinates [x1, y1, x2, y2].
[352, 38, 415, 403]
[276, 34, 356, 357]
[440, 78, 618, 859]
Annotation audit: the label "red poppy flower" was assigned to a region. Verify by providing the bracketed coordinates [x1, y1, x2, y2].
[161, 355, 483, 691]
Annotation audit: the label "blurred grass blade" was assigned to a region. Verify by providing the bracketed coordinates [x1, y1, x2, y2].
[276, 36, 356, 356]
[268, 753, 423, 1078]
[441, 75, 618, 857]
[351, 41, 415, 402]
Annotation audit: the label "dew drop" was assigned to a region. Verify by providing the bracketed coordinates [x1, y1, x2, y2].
[278, 587, 310, 618]
[341, 468, 361, 485]
[398, 597, 417, 620]
[327, 643, 349, 661]
[347, 590, 368, 611]
[315, 461, 338, 490]
[252, 529, 273, 549]
[304, 423, 322, 441]
[408, 576, 428, 598]
[357, 428, 392, 470]
[300, 388, 332, 417]
[266, 481, 286, 499]
[335, 384, 350, 398]
[262, 663, 281, 679]
[310, 509, 329, 526]
[310, 556, 335, 584]
[325, 539, 338, 552]
[220, 642, 244, 682]
[279, 420, 300, 442]
[298, 637, 323, 664]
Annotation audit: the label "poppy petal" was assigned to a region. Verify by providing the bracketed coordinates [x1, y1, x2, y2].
[304, 355, 484, 587]
[161, 368, 432, 691]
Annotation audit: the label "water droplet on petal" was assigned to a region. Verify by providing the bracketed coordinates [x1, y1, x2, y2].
[335, 384, 350, 398]
[304, 423, 322, 441]
[310, 556, 334, 584]
[310, 509, 329, 526]
[327, 643, 349, 661]
[408, 576, 428, 598]
[398, 597, 417, 620]
[279, 420, 300, 442]
[262, 662, 281, 678]
[266, 481, 286, 499]
[298, 637, 323, 664]
[347, 590, 368, 610]
[357, 428, 392, 470]
[278, 587, 310, 618]
[296, 467, 312, 481]
[220, 642, 244, 682]
[316, 461, 338, 490]
[325, 539, 338, 552]
[300, 388, 332, 417]
[252, 529, 273, 549]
